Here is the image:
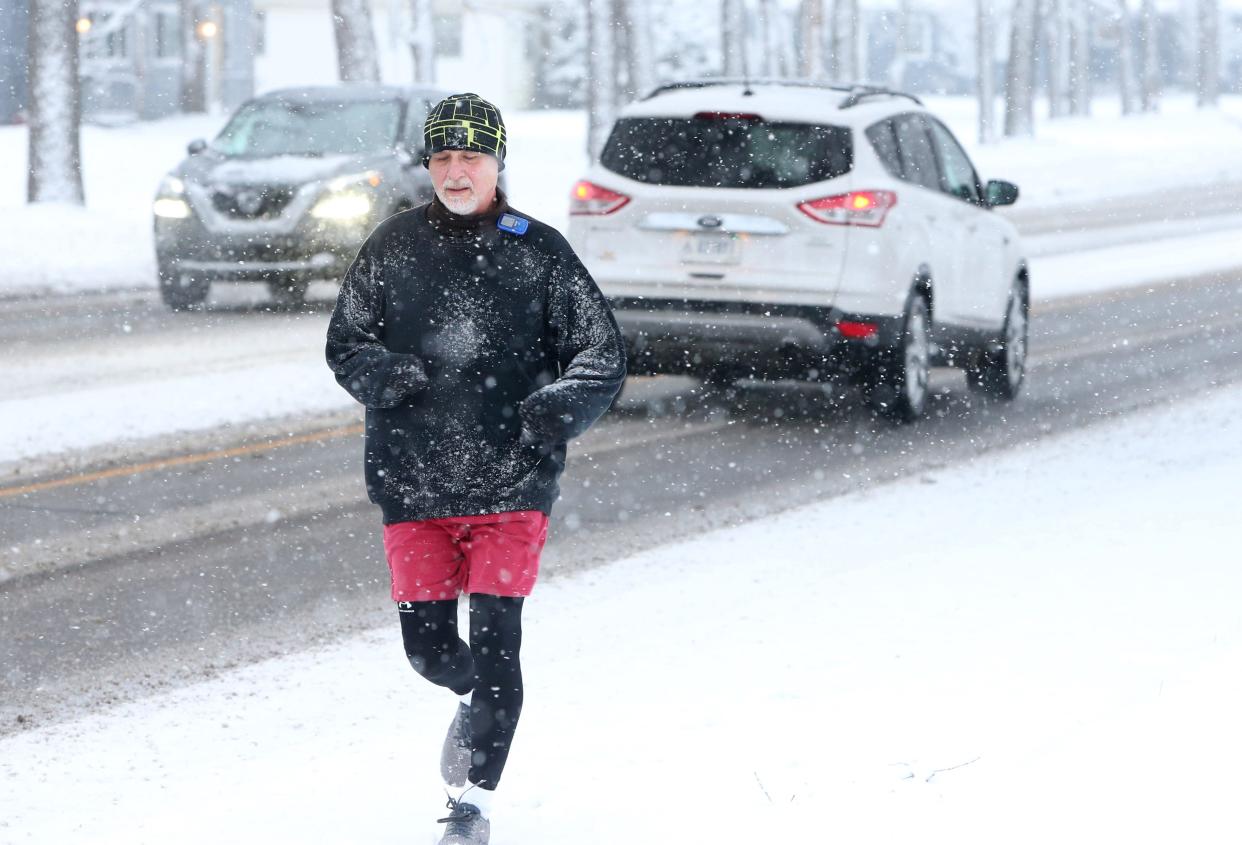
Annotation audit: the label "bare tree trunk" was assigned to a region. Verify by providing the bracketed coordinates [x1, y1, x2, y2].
[757, 0, 776, 75]
[767, 0, 797, 77]
[1138, 0, 1159, 111]
[977, 0, 996, 144]
[799, 0, 824, 79]
[1004, 0, 1039, 137]
[1047, 0, 1070, 118]
[829, 0, 859, 83]
[1196, 0, 1219, 107]
[408, 0, 435, 84]
[722, 0, 746, 76]
[890, 0, 914, 88]
[621, 0, 653, 98]
[27, 0, 83, 204]
[180, 0, 206, 112]
[1068, 0, 1091, 115]
[1116, 0, 1137, 114]
[586, 0, 617, 159]
[331, 0, 380, 83]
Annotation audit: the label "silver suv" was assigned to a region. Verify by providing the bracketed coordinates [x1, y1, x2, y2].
[567, 80, 1028, 420]
[153, 84, 449, 309]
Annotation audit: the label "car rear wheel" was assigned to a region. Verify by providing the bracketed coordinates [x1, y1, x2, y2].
[158, 263, 210, 311]
[864, 293, 931, 422]
[966, 281, 1028, 400]
[267, 277, 309, 308]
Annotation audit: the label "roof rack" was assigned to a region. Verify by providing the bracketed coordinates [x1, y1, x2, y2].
[642, 78, 850, 100]
[838, 85, 923, 109]
[642, 78, 923, 109]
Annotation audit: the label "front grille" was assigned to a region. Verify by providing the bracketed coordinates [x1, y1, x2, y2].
[210, 185, 296, 219]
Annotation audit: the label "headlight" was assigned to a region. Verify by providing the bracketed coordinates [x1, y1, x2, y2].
[310, 170, 382, 221]
[153, 198, 191, 219]
[157, 175, 186, 196]
[327, 170, 382, 192]
[310, 192, 372, 220]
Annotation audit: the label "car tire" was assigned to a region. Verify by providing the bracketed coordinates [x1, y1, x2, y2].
[267, 277, 309, 308]
[864, 292, 931, 422]
[158, 262, 210, 311]
[966, 280, 1028, 401]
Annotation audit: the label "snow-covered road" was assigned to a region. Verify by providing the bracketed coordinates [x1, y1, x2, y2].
[3, 213, 1240, 478]
[3, 380, 1240, 845]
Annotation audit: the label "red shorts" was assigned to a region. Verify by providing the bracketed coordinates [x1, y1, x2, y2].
[382, 510, 549, 602]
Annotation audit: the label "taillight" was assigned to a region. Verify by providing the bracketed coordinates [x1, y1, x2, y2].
[797, 190, 897, 227]
[570, 180, 631, 216]
[837, 320, 879, 340]
[693, 111, 763, 122]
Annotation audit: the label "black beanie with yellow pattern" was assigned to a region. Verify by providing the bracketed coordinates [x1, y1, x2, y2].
[422, 93, 507, 171]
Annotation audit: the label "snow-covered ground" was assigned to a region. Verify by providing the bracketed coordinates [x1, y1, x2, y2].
[3, 380, 1240, 844]
[2, 95, 1242, 296]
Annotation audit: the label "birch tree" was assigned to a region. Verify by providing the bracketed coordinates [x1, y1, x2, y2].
[586, 0, 617, 159]
[757, 0, 777, 75]
[331, 0, 380, 82]
[179, 0, 206, 112]
[828, 0, 859, 83]
[1116, 0, 1137, 114]
[757, 0, 795, 76]
[890, 0, 914, 89]
[618, 0, 654, 99]
[408, 0, 434, 84]
[1139, 0, 1159, 111]
[1047, 0, 1070, 118]
[1004, 0, 1039, 137]
[27, 0, 84, 204]
[1068, 0, 1091, 115]
[722, 0, 747, 76]
[977, 0, 996, 143]
[1196, 0, 1219, 107]
[799, 0, 824, 79]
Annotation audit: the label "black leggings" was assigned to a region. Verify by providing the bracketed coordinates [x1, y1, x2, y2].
[398, 595, 524, 790]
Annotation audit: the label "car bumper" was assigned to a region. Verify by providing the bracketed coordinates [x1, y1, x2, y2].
[154, 217, 365, 282]
[610, 297, 904, 379]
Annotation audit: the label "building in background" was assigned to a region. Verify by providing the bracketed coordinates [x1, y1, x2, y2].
[0, 0, 29, 123]
[252, 0, 541, 108]
[0, 0, 255, 123]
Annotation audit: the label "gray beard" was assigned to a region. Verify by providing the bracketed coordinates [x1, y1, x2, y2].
[439, 190, 480, 216]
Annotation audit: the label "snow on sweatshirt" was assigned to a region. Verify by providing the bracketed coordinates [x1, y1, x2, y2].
[325, 193, 627, 524]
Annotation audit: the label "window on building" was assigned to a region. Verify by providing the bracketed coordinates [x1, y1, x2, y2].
[79, 10, 129, 62]
[434, 14, 463, 58]
[153, 10, 180, 59]
[254, 10, 266, 56]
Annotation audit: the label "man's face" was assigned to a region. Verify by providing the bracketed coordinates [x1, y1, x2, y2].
[428, 149, 500, 216]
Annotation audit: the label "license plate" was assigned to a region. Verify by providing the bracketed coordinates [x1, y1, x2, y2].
[683, 233, 740, 264]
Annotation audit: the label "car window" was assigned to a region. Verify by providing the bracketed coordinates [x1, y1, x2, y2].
[600, 117, 853, 189]
[893, 114, 941, 192]
[865, 119, 903, 180]
[926, 118, 982, 204]
[404, 99, 432, 150]
[213, 99, 403, 157]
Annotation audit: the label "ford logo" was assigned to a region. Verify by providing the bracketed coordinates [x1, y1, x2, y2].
[697, 215, 723, 228]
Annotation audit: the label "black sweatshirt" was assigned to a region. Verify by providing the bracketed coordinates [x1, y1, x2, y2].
[325, 193, 626, 524]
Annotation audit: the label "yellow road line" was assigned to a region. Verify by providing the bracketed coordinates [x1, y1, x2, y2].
[0, 423, 364, 499]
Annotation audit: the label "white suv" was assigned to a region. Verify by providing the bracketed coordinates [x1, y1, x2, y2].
[566, 80, 1028, 420]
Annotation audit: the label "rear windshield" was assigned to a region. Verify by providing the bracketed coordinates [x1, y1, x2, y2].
[600, 117, 853, 189]
[212, 99, 403, 158]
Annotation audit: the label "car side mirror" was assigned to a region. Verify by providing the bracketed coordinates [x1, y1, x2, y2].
[985, 179, 1019, 207]
[397, 146, 422, 168]
[187, 138, 208, 156]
